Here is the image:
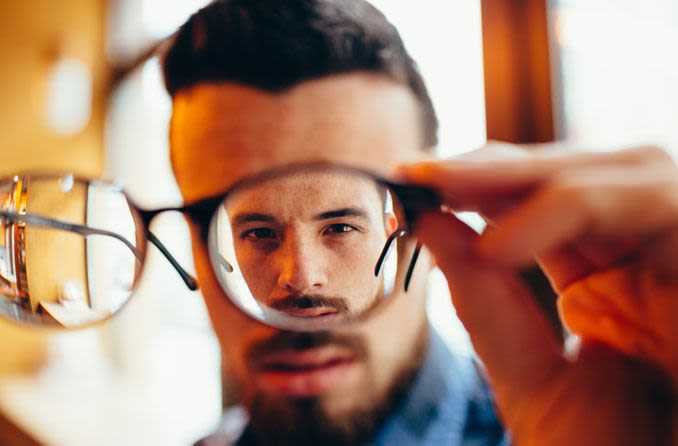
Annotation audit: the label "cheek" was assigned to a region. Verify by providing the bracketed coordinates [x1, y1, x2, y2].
[344, 234, 388, 284]
[328, 235, 382, 272]
[237, 251, 277, 299]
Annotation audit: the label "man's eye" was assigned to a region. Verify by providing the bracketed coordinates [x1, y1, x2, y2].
[323, 224, 356, 235]
[241, 228, 277, 240]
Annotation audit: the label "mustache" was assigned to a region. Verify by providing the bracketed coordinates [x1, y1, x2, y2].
[269, 294, 350, 313]
[247, 331, 368, 368]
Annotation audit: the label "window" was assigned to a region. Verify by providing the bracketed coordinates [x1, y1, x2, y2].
[554, 0, 678, 154]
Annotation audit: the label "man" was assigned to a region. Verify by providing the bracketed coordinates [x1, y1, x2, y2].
[221, 169, 398, 321]
[164, 0, 677, 445]
[163, 0, 506, 445]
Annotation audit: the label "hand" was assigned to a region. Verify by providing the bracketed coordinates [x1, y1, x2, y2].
[397, 143, 677, 445]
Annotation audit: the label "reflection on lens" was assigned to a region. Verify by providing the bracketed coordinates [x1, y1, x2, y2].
[209, 167, 408, 331]
[0, 175, 143, 328]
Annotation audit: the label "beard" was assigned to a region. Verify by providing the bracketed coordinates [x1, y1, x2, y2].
[239, 327, 429, 446]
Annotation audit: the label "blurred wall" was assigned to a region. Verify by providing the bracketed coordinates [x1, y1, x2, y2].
[0, 0, 108, 176]
[0, 0, 108, 373]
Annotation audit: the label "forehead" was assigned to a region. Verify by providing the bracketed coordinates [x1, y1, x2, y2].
[226, 171, 383, 216]
[170, 73, 423, 203]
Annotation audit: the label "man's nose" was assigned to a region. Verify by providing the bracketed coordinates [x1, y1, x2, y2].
[276, 236, 328, 293]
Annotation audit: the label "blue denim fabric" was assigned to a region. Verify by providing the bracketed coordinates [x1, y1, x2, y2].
[372, 329, 509, 446]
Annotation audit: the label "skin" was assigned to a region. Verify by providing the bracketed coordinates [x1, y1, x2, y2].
[171, 70, 678, 444]
[398, 143, 678, 445]
[223, 170, 397, 320]
[171, 73, 431, 434]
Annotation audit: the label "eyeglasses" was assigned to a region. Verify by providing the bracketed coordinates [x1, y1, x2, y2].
[0, 163, 440, 330]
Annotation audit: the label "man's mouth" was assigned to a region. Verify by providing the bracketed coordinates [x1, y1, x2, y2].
[268, 295, 350, 318]
[255, 347, 360, 397]
[281, 307, 340, 318]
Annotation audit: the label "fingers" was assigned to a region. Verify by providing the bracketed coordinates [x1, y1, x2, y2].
[415, 211, 564, 404]
[561, 286, 665, 367]
[476, 164, 678, 267]
[560, 262, 678, 386]
[645, 228, 678, 286]
[396, 144, 673, 210]
[537, 237, 641, 291]
[400, 143, 678, 397]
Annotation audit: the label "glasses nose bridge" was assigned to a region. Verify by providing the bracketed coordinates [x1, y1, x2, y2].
[276, 229, 326, 292]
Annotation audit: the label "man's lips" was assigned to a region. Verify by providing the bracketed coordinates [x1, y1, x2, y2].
[255, 347, 360, 397]
[267, 295, 350, 318]
[281, 307, 339, 318]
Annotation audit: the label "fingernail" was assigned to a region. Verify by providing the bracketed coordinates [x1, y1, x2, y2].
[391, 164, 412, 181]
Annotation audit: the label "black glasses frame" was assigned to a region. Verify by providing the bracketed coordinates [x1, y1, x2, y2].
[4, 164, 441, 303]
[152, 163, 441, 293]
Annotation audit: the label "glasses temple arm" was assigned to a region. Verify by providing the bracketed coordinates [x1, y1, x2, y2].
[404, 241, 423, 292]
[374, 229, 406, 277]
[2, 210, 143, 261]
[146, 231, 198, 290]
[374, 229, 422, 292]
[1, 210, 198, 291]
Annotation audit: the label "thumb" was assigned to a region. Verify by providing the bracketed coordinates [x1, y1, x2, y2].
[415, 211, 564, 405]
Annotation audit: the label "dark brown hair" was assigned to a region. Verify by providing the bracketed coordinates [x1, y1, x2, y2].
[161, 0, 438, 147]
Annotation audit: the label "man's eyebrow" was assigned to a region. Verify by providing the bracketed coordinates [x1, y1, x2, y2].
[314, 207, 370, 220]
[232, 213, 276, 225]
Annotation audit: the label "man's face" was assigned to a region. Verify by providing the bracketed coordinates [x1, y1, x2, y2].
[222, 170, 397, 321]
[172, 73, 431, 444]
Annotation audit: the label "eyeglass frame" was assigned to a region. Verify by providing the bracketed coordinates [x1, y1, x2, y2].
[1, 162, 441, 321]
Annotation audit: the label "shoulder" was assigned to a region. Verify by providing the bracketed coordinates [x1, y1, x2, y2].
[375, 328, 508, 445]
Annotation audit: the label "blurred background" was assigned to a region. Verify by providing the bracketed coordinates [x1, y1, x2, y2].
[0, 0, 676, 444]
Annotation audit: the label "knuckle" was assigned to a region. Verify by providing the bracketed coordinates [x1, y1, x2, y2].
[483, 141, 527, 157]
[665, 185, 678, 219]
[546, 178, 592, 210]
[651, 167, 678, 214]
[550, 174, 618, 219]
[635, 145, 673, 163]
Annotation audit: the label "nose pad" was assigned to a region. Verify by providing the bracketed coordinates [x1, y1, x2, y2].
[217, 253, 233, 273]
[374, 229, 406, 277]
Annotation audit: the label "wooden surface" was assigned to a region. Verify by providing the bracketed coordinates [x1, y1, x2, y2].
[480, 0, 560, 143]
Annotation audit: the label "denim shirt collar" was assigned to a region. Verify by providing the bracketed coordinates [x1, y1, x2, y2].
[374, 327, 485, 445]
